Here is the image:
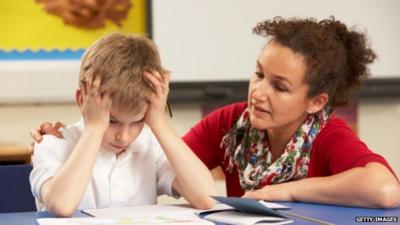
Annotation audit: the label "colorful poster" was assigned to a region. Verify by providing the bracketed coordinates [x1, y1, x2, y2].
[0, 0, 147, 60]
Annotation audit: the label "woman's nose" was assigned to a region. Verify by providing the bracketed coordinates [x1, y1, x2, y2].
[252, 81, 269, 102]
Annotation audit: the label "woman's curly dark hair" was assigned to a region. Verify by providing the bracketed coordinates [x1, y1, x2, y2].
[253, 16, 377, 108]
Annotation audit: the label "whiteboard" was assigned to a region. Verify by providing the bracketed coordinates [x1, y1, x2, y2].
[151, 0, 400, 82]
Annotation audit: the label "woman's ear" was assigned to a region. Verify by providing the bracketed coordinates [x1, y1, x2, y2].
[75, 88, 83, 108]
[307, 92, 329, 114]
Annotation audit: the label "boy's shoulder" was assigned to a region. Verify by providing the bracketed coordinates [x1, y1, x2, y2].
[34, 120, 83, 159]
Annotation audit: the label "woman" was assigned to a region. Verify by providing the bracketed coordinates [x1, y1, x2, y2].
[31, 17, 400, 208]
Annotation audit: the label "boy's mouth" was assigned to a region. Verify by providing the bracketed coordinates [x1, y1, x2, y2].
[110, 143, 127, 150]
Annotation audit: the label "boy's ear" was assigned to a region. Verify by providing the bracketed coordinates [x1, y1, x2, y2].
[75, 88, 84, 108]
[307, 92, 329, 114]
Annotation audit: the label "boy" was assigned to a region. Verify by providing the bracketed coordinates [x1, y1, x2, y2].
[30, 33, 216, 217]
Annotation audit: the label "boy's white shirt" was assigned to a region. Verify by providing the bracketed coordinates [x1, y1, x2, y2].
[30, 119, 177, 211]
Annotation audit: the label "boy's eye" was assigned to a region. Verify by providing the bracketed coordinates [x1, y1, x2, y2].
[110, 119, 118, 124]
[131, 118, 145, 125]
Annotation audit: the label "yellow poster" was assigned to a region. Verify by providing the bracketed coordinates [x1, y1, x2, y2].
[0, 0, 147, 59]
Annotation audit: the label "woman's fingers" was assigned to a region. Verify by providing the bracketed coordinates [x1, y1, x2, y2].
[30, 121, 64, 144]
[40, 122, 64, 138]
[30, 128, 43, 143]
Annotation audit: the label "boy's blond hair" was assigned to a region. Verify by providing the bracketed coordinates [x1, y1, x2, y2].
[79, 32, 167, 112]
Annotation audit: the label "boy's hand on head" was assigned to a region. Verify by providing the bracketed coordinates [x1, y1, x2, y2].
[144, 70, 170, 126]
[81, 76, 112, 131]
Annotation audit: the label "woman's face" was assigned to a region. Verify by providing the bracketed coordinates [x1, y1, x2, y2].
[248, 41, 314, 134]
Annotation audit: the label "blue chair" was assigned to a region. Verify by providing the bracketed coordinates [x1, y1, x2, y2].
[0, 164, 36, 213]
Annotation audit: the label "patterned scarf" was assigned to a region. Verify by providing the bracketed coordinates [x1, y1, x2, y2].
[221, 107, 331, 191]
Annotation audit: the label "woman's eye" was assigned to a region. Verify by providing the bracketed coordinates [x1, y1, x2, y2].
[274, 83, 288, 92]
[255, 71, 264, 78]
[110, 120, 118, 124]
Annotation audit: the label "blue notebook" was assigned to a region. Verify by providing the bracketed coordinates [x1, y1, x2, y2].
[211, 196, 286, 218]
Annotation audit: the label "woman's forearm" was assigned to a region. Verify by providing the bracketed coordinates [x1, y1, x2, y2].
[245, 162, 400, 208]
[272, 163, 400, 208]
[288, 163, 400, 208]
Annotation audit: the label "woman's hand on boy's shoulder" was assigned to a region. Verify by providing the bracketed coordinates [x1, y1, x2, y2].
[28, 121, 65, 154]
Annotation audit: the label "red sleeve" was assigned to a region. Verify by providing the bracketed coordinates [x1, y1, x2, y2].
[309, 117, 396, 177]
[182, 102, 247, 170]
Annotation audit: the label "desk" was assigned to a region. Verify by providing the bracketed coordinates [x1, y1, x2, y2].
[279, 202, 400, 224]
[0, 211, 87, 225]
[0, 203, 399, 225]
[0, 145, 31, 164]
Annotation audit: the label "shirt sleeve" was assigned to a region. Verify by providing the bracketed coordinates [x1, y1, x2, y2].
[314, 118, 396, 176]
[183, 107, 230, 170]
[30, 135, 71, 203]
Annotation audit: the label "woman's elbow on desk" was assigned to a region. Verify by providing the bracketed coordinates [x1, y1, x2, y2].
[361, 163, 400, 208]
[372, 181, 400, 209]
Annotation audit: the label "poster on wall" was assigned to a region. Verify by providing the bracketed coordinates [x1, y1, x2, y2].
[0, 0, 147, 103]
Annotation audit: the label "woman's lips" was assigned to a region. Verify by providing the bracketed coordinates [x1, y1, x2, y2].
[255, 105, 269, 113]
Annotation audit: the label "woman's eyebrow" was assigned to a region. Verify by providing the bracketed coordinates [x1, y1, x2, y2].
[257, 60, 292, 86]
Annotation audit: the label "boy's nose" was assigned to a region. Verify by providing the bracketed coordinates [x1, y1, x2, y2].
[115, 129, 130, 143]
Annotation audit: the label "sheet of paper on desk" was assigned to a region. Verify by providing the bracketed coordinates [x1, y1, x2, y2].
[196, 201, 288, 215]
[201, 197, 292, 225]
[37, 213, 214, 225]
[83, 204, 196, 218]
[204, 211, 293, 225]
[258, 201, 290, 209]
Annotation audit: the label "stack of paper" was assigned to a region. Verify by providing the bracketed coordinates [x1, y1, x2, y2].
[38, 214, 214, 225]
[38, 211, 213, 225]
[201, 196, 293, 225]
[204, 211, 292, 225]
[37, 197, 294, 225]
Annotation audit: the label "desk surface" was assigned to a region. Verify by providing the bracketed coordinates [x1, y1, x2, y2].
[0, 202, 399, 225]
[279, 202, 400, 224]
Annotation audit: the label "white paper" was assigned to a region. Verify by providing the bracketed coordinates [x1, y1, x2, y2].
[83, 204, 196, 218]
[204, 211, 293, 225]
[195, 203, 234, 214]
[38, 214, 214, 225]
[258, 201, 290, 210]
